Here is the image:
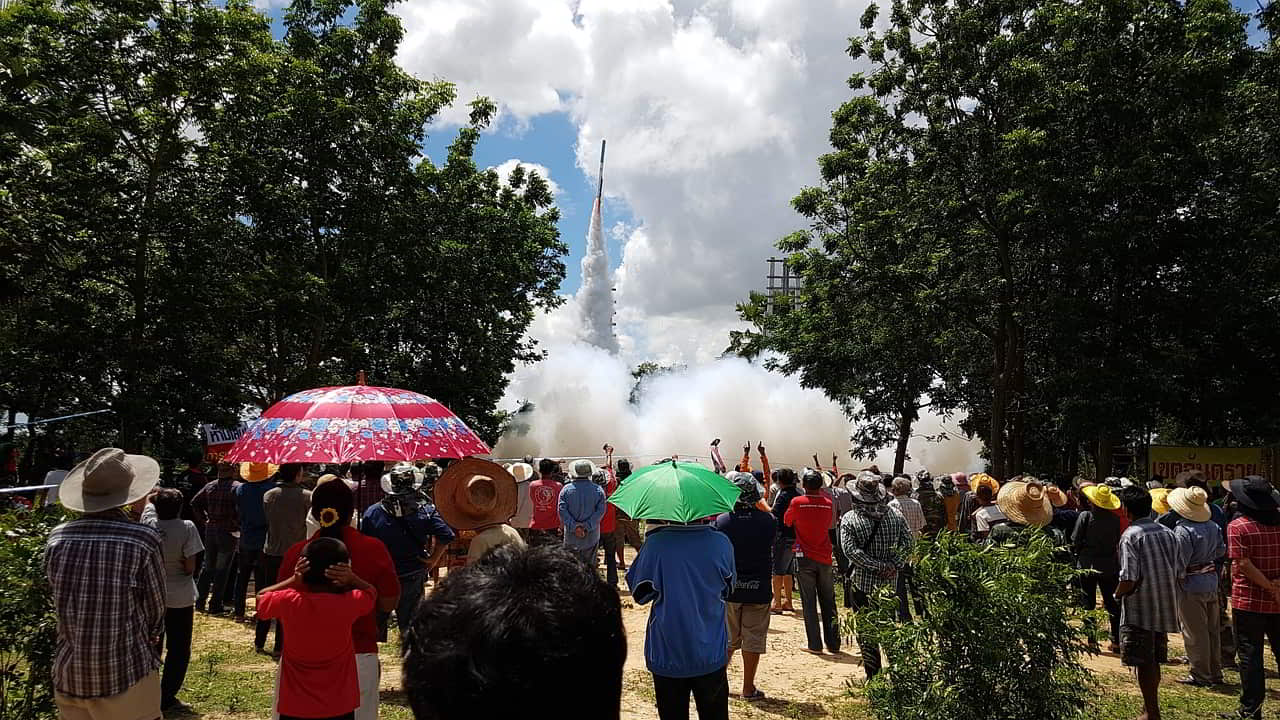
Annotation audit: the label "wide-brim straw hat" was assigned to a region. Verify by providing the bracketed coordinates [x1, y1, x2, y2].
[1149, 487, 1172, 515]
[996, 481, 1052, 528]
[1081, 484, 1121, 510]
[435, 457, 518, 530]
[240, 462, 279, 483]
[971, 473, 1000, 497]
[59, 448, 161, 513]
[1169, 486, 1212, 523]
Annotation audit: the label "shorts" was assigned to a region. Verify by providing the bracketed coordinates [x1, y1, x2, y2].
[55, 671, 160, 720]
[727, 601, 772, 654]
[772, 537, 795, 577]
[1120, 625, 1168, 667]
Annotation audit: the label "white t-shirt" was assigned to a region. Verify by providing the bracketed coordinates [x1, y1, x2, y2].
[974, 505, 1008, 533]
[512, 480, 535, 529]
[42, 469, 68, 507]
[152, 518, 204, 608]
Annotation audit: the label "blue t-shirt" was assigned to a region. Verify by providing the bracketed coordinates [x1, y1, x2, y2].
[361, 502, 456, 576]
[626, 525, 735, 678]
[234, 481, 275, 551]
[713, 509, 775, 605]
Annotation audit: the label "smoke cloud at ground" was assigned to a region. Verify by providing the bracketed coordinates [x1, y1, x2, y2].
[495, 342, 983, 475]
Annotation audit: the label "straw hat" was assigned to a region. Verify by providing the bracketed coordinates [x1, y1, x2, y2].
[240, 462, 279, 483]
[971, 473, 1000, 497]
[59, 448, 161, 513]
[1168, 486, 1212, 523]
[1149, 488, 1172, 515]
[1044, 485, 1068, 508]
[1081, 484, 1121, 511]
[435, 457, 518, 530]
[995, 481, 1052, 528]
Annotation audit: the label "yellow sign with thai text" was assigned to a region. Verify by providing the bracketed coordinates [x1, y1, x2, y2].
[1148, 445, 1266, 483]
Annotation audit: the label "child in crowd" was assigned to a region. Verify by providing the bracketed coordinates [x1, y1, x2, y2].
[257, 537, 377, 720]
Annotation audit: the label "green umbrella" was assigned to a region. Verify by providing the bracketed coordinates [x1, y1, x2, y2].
[608, 460, 742, 523]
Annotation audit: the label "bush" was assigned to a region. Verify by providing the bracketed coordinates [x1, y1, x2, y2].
[0, 507, 65, 720]
[850, 530, 1095, 720]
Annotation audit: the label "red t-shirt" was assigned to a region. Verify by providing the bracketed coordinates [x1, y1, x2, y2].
[528, 477, 563, 529]
[278, 526, 400, 654]
[783, 493, 834, 565]
[600, 476, 618, 535]
[258, 587, 374, 718]
[1229, 515, 1280, 614]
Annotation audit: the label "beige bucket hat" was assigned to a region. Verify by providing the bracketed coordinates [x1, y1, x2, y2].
[59, 448, 161, 513]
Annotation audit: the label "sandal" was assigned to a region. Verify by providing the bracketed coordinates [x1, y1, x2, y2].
[742, 690, 766, 701]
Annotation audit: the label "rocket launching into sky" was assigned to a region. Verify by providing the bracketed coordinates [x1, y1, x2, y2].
[578, 140, 619, 354]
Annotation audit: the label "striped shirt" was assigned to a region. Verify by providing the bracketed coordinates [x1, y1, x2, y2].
[45, 516, 165, 697]
[1118, 519, 1180, 633]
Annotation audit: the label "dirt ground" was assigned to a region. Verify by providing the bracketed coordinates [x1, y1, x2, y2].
[191, 545, 1176, 720]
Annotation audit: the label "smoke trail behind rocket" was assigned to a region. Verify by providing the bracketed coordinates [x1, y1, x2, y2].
[578, 140, 620, 354]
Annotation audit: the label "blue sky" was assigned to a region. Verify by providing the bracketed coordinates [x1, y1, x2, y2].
[420, 113, 634, 296]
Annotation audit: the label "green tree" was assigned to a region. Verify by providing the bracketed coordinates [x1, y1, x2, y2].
[740, 0, 1270, 479]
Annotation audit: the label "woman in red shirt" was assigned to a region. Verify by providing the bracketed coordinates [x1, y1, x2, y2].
[258, 538, 376, 720]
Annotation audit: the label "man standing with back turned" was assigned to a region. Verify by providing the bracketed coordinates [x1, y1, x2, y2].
[46, 448, 166, 720]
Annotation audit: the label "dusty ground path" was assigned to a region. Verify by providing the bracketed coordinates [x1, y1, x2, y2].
[187, 545, 1244, 720]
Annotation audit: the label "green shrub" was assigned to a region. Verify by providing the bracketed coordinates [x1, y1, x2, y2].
[850, 530, 1095, 720]
[0, 507, 65, 720]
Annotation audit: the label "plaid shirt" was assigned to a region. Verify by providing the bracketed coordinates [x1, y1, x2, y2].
[889, 496, 926, 538]
[191, 477, 240, 532]
[840, 507, 913, 594]
[1118, 519, 1181, 633]
[45, 516, 165, 698]
[1229, 515, 1280, 614]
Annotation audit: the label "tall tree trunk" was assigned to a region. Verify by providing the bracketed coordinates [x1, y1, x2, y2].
[893, 402, 916, 475]
[1096, 431, 1114, 483]
[1009, 324, 1026, 475]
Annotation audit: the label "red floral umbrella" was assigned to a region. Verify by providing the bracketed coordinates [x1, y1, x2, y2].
[222, 384, 491, 464]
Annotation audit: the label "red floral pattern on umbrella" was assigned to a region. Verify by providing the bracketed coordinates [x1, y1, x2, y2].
[222, 385, 491, 463]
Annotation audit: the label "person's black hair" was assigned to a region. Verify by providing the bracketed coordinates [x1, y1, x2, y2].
[402, 544, 626, 720]
[1116, 485, 1153, 520]
[976, 484, 994, 502]
[185, 451, 204, 467]
[617, 458, 632, 480]
[801, 469, 823, 492]
[773, 468, 797, 487]
[310, 476, 355, 539]
[1186, 476, 1209, 492]
[302, 537, 350, 588]
[359, 460, 384, 481]
[538, 458, 558, 476]
[277, 463, 304, 483]
[153, 488, 183, 520]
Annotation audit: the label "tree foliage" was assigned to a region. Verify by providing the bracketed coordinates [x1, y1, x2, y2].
[0, 0, 566, 468]
[853, 531, 1095, 720]
[0, 507, 63, 720]
[737, 0, 1280, 478]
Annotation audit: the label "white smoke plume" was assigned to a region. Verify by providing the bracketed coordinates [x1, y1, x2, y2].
[495, 341, 984, 475]
[577, 195, 620, 353]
